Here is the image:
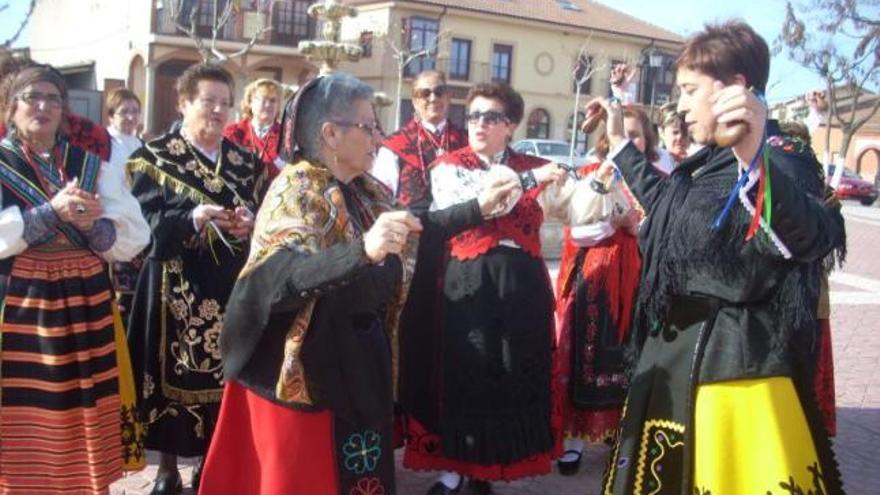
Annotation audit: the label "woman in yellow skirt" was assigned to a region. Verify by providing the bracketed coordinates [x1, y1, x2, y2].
[590, 21, 846, 495]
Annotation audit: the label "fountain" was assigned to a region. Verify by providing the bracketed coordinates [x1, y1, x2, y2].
[298, 0, 363, 74]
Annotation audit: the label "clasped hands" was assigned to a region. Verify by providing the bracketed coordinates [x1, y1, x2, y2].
[50, 180, 103, 232]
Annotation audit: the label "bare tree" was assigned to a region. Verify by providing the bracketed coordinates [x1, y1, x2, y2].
[164, 0, 277, 78]
[380, 18, 450, 130]
[777, 0, 880, 182]
[1, 0, 37, 50]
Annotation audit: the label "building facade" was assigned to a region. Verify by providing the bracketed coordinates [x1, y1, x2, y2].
[30, 0, 318, 135]
[770, 88, 880, 180]
[340, 0, 683, 152]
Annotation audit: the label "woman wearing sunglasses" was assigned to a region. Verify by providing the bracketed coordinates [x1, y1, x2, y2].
[403, 82, 569, 495]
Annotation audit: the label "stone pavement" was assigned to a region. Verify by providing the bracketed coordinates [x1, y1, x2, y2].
[112, 202, 880, 495]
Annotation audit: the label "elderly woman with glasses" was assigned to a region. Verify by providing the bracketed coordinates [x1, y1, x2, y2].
[198, 72, 516, 495]
[0, 64, 149, 494]
[126, 63, 266, 494]
[403, 82, 571, 495]
[223, 78, 284, 180]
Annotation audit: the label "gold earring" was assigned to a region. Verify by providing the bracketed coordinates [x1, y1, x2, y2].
[333, 152, 339, 168]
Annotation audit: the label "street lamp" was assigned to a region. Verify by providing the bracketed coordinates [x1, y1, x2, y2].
[648, 48, 664, 118]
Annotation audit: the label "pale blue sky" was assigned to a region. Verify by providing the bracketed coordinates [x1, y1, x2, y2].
[594, 0, 869, 103]
[0, 0, 869, 104]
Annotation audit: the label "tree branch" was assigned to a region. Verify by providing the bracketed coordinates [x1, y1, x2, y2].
[2, 0, 36, 49]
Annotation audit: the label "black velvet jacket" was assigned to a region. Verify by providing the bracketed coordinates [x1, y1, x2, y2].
[221, 198, 484, 427]
[615, 121, 846, 385]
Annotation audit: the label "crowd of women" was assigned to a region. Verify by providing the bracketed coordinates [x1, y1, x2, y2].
[0, 19, 846, 495]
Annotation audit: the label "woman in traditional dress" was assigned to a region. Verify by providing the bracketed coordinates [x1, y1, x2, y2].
[403, 82, 570, 495]
[126, 63, 265, 494]
[0, 64, 149, 494]
[105, 88, 144, 323]
[223, 78, 283, 180]
[595, 21, 846, 494]
[199, 72, 517, 495]
[553, 107, 652, 476]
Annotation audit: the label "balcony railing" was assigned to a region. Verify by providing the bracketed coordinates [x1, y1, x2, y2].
[153, 5, 314, 48]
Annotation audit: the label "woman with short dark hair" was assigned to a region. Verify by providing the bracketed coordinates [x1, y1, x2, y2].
[126, 63, 266, 494]
[595, 21, 845, 494]
[403, 82, 570, 494]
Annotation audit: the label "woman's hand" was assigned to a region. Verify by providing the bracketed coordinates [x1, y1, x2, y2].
[50, 182, 103, 231]
[710, 81, 767, 168]
[192, 205, 233, 233]
[363, 211, 423, 264]
[584, 97, 626, 149]
[228, 207, 255, 240]
[477, 176, 520, 217]
[532, 162, 567, 186]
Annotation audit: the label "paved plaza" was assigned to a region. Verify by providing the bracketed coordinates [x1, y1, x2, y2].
[112, 203, 880, 495]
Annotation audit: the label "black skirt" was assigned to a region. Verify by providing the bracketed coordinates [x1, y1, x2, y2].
[439, 245, 556, 465]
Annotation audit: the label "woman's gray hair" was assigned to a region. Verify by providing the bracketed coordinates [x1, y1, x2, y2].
[294, 72, 374, 163]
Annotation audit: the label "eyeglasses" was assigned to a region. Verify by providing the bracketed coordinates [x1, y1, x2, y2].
[413, 85, 448, 99]
[334, 120, 385, 137]
[16, 92, 64, 109]
[466, 110, 509, 126]
[196, 97, 233, 111]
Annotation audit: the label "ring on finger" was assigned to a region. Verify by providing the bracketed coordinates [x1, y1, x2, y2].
[75, 203, 87, 214]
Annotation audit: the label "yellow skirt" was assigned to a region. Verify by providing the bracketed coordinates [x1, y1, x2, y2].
[112, 303, 146, 472]
[694, 377, 828, 494]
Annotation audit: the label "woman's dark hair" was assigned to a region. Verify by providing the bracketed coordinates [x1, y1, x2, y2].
[675, 20, 770, 93]
[465, 82, 525, 124]
[175, 63, 235, 103]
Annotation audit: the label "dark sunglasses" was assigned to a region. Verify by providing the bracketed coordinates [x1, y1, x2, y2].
[412, 85, 448, 99]
[466, 110, 509, 126]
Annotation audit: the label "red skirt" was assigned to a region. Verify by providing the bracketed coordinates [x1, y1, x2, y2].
[814, 319, 836, 436]
[198, 382, 339, 495]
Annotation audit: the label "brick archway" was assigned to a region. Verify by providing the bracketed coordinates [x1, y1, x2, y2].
[856, 146, 880, 181]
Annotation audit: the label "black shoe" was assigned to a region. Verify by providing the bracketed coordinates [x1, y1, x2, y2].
[557, 449, 583, 476]
[150, 471, 182, 495]
[427, 478, 462, 495]
[191, 458, 204, 492]
[467, 478, 492, 495]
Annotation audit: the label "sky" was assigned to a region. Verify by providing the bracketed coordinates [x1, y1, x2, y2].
[593, 0, 867, 104]
[0, 0, 871, 104]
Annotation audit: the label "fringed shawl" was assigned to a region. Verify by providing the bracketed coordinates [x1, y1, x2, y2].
[238, 159, 418, 407]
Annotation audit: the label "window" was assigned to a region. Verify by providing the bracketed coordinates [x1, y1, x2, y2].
[555, 0, 582, 11]
[573, 53, 593, 94]
[608, 59, 623, 97]
[169, 0, 219, 37]
[492, 44, 513, 84]
[359, 31, 374, 58]
[405, 17, 439, 77]
[526, 108, 551, 139]
[273, 0, 312, 45]
[449, 38, 472, 81]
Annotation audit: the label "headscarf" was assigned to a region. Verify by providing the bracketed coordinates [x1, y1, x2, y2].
[276, 76, 322, 164]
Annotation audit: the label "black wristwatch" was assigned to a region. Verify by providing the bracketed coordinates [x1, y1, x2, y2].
[590, 179, 609, 194]
[519, 170, 538, 191]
